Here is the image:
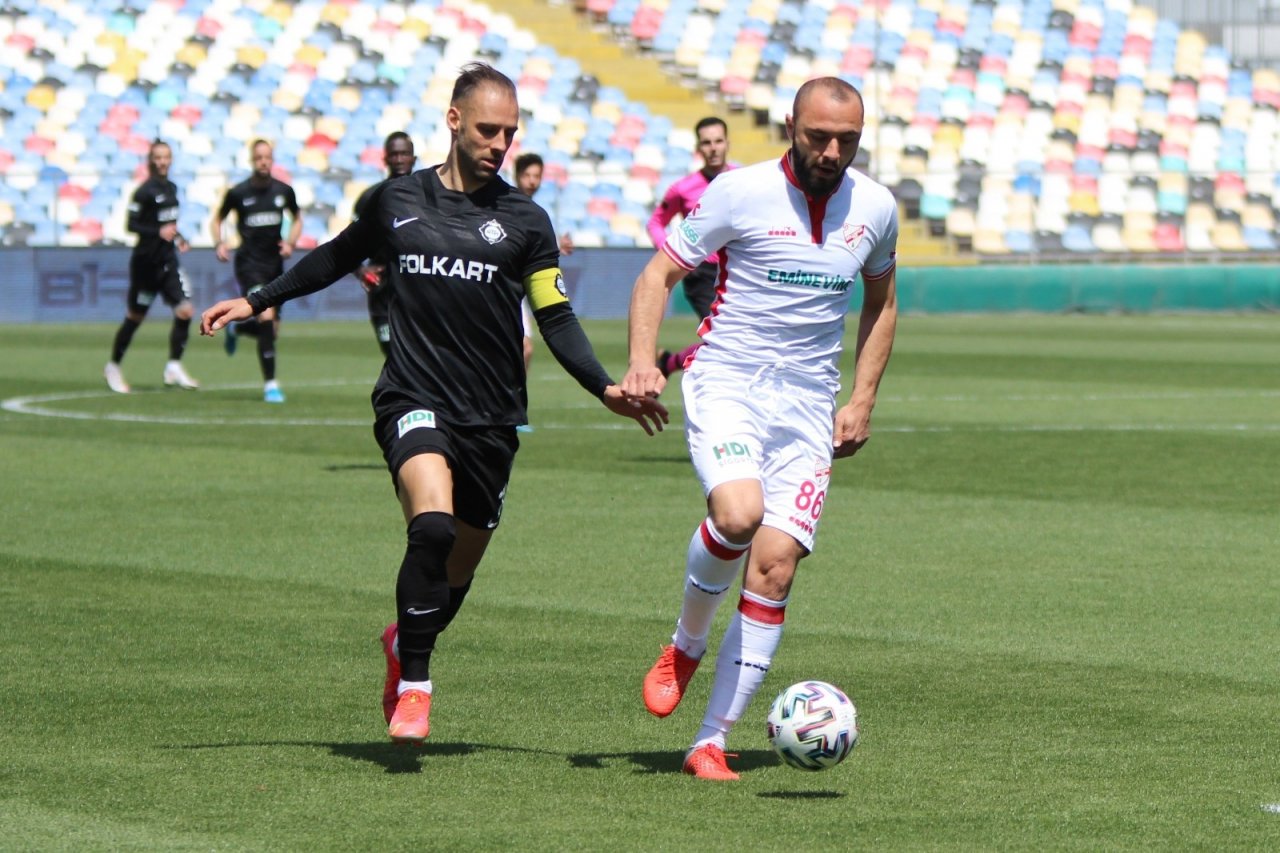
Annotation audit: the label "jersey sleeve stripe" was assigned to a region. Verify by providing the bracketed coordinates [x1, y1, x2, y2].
[863, 259, 896, 280]
[661, 242, 696, 270]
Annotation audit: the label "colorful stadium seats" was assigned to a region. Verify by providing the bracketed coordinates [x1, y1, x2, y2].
[597, 0, 1280, 256]
[0, 0, 708, 248]
[2, 1, 1278, 256]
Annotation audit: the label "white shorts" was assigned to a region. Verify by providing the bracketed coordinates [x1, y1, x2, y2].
[682, 364, 836, 552]
[521, 297, 533, 338]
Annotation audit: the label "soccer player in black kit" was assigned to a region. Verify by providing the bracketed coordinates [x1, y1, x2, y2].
[105, 139, 199, 393]
[210, 139, 302, 402]
[201, 64, 668, 744]
[352, 131, 417, 358]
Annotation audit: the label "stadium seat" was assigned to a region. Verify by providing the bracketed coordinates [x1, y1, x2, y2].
[5, 0, 1280, 255]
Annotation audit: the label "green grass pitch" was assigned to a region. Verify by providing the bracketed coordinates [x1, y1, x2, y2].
[1, 314, 1278, 849]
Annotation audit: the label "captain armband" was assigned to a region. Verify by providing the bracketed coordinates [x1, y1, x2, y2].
[525, 267, 569, 312]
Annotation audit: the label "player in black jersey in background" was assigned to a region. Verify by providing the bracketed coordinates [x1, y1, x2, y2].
[105, 139, 199, 394]
[352, 131, 417, 358]
[210, 139, 302, 402]
[201, 63, 667, 744]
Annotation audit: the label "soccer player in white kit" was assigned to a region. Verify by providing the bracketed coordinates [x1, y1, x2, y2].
[621, 77, 900, 781]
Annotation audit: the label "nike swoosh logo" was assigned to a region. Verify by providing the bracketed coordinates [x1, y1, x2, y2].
[393, 217, 419, 229]
[405, 607, 439, 616]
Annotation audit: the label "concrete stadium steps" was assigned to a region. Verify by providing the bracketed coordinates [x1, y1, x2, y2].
[504, 0, 963, 265]
[898, 216, 975, 267]
[502, 0, 777, 164]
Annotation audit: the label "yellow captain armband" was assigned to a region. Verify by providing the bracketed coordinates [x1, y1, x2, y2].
[525, 267, 569, 312]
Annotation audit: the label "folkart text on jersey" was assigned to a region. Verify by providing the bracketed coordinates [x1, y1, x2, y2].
[398, 254, 500, 283]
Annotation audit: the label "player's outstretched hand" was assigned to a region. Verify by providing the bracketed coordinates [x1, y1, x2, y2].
[200, 298, 255, 337]
[602, 385, 669, 436]
[832, 401, 872, 459]
[620, 361, 666, 402]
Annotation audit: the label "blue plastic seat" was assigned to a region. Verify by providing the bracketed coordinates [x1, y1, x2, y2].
[1062, 225, 1096, 253]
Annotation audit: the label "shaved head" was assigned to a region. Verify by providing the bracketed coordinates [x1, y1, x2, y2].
[792, 77, 864, 122]
[785, 77, 865, 196]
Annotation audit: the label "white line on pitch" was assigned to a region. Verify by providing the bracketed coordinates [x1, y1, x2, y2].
[4, 384, 1277, 432]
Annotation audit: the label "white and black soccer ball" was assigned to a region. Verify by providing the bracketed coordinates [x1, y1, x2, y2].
[766, 680, 858, 771]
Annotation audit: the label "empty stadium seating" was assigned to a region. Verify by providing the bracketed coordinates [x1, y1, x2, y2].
[2, 0, 1278, 257]
[591, 0, 1280, 256]
[0, 0, 697, 249]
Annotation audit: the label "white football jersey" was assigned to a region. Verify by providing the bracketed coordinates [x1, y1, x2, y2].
[662, 155, 898, 391]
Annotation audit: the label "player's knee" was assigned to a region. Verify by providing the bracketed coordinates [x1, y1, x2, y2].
[174, 303, 194, 321]
[406, 511, 457, 557]
[125, 309, 146, 324]
[709, 507, 763, 544]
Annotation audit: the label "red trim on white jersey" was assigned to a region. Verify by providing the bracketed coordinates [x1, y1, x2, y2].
[661, 242, 696, 270]
[694, 247, 730, 344]
[780, 152, 839, 245]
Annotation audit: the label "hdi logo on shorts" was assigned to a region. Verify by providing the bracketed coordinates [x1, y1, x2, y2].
[713, 441, 751, 462]
[397, 410, 436, 438]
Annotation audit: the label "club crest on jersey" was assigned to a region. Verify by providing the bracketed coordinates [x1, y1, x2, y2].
[479, 219, 507, 245]
[274, 194, 285, 208]
[843, 223, 866, 251]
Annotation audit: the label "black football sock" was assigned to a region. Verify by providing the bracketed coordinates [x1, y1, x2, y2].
[256, 322, 276, 382]
[168, 316, 191, 360]
[232, 319, 260, 337]
[396, 512, 457, 683]
[433, 580, 473, 639]
[111, 318, 141, 363]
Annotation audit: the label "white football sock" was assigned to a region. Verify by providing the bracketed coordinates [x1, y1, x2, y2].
[672, 519, 750, 659]
[397, 678, 432, 697]
[692, 589, 786, 748]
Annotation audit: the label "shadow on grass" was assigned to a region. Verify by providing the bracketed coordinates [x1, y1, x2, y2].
[568, 748, 779, 777]
[172, 740, 559, 775]
[174, 741, 785, 779]
[322, 463, 385, 472]
[757, 790, 845, 800]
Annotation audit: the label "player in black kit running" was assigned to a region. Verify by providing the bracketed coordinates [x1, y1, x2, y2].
[200, 64, 667, 744]
[352, 131, 417, 358]
[104, 139, 199, 393]
[210, 139, 302, 402]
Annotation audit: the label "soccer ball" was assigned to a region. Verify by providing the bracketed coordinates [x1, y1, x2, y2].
[766, 680, 858, 771]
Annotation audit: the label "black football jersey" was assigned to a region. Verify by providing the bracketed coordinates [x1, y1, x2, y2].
[127, 176, 181, 264]
[217, 177, 299, 279]
[254, 169, 566, 426]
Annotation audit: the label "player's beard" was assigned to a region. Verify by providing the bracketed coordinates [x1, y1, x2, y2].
[791, 149, 848, 197]
[456, 138, 499, 187]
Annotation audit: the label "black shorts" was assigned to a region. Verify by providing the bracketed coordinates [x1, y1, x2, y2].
[128, 257, 189, 314]
[373, 400, 519, 530]
[681, 261, 719, 320]
[236, 259, 285, 308]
